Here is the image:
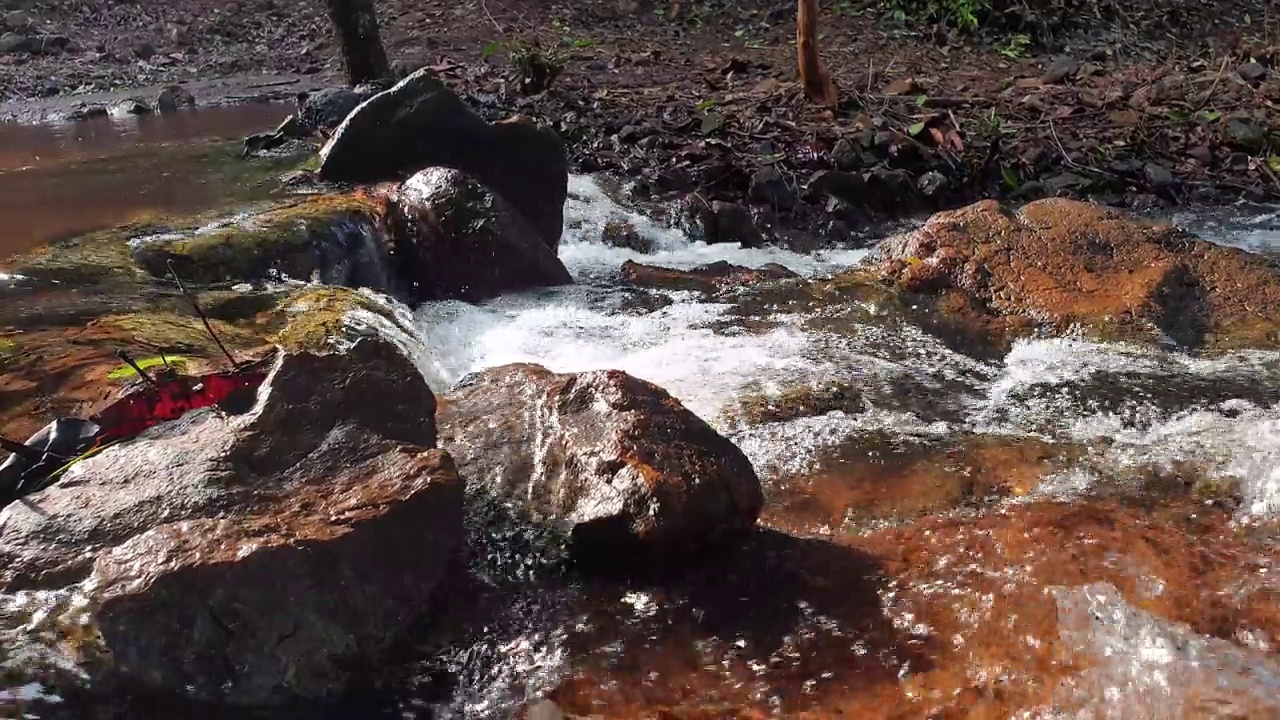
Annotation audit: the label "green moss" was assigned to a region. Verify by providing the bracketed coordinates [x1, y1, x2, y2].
[130, 194, 383, 286]
[270, 286, 406, 353]
[2, 224, 151, 286]
[83, 312, 262, 355]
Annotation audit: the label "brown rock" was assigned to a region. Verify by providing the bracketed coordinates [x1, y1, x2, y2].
[875, 198, 1280, 350]
[386, 167, 572, 302]
[439, 364, 763, 564]
[0, 335, 439, 592]
[86, 448, 462, 705]
[318, 70, 568, 251]
[620, 259, 797, 293]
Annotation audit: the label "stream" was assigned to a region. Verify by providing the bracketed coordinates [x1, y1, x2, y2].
[1, 111, 1279, 719]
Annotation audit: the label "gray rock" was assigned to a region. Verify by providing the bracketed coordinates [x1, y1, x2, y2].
[132, 41, 155, 60]
[832, 138, 863, 171]
[154, 84, 195, 113]
[0, 31, 27, 53]
[109, 97, 151, 117]
[3, 10, 28, 28]
[916, 170, 949, 197]
[807, 169, 867, 205]
[1239, 62, 1267, 85]
[1224, 117, 1268, 153]
[748, 165, 795, 210]
[439, 364, 763, 565]
[388, 167, 573, 302]
[295, 86, 367, 134]
[1143, 163, 1175, 189]
[318, 70, 568, 252]
[1042, 56, 1080, 84]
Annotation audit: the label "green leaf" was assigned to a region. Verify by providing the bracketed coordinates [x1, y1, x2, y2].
[1194, 110, 1222, 123]
[482, 41, 502, 59]
[908, 122, 926, 136]
[571, 38, 596, 48]
[1268, 155, 1280, 174]
[1000, 164, 1020, 190]
[915, 95, 929, 107]
[695, 98, 717, 112]
[107, 356, 191, 380]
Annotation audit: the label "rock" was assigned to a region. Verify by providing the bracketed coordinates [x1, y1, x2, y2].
[712, 201, 765, 247]
[1188, 145, 1214, 165]
[620, 259, 797, 293]
[917, 170, 949, 197]
[132, 41, 155, 60]
[875, 198, 1280, 351]
[3, 10, 28, 27]
[832, 138, 863, 171]
[154, 84, 195, 113]
[1239, 62, 1267, 85]
[295, 86, 367, 135]
[0, 332, 444, 593]
[318, 70, 568, 251]
[385, 167, 572, 302]
[0, 31, 27, 53]
[1223, 117, 1268, 153]
[865, 168, 915, 212]
[129, 195, 394, 291]
[439, 364, 763, 564]
[1041, 56, 1079, 84]
[748, 165, 796, 210]
[26, 35, 69, 55]
[1143, 163, 1176, 190]
[602, 219, 653, 253]
[806, 169, 866, 205]
[16, 337, 461, 706]
[109, 97, 151, 117]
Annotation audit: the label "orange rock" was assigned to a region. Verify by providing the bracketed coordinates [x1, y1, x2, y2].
[877, 198, 1280, 351]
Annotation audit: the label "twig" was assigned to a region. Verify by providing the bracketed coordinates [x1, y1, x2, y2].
[166, 261, 241, 371]
[479, 0, 505, 36]
[115, 349, 159, 388]
[1194, 57, 1229, 111]
[0, 435, 45, 463]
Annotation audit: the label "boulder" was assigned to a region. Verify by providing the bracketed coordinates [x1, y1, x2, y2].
[875, 198, 1280, 350]
[0, 335, 440, 592]
[128, 195, 394, 291]
[0, 334, 460, 704]
[439, 364, 763, 564]
[385, 167, 572, 303]
[620, 259, 797, 293]
[318, 70, 568, 251]
[295, 86, 368, 135]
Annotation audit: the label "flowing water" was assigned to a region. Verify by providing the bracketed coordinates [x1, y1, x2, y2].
[2, 115, 1280, 718]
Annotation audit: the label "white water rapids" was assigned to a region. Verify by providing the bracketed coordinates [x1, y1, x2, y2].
[4, 177, 1280, 718]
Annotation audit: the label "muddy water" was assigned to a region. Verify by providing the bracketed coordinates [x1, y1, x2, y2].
[0, 104, 293, 261]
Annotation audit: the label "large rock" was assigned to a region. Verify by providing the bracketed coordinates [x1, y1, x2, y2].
[385, 167, 572, 302]
[875, 198, 1280, 351]
[318, 70, 568, 251]
[128, 195, 393, 291]
[439, 364, 763, 563]
[0, 335, 441, 592]
[0, 334, 459, 704]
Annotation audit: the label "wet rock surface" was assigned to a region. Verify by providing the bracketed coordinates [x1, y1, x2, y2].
[439, 363, 764, 564]
[318, 70, 568, 252]
[875, 198, 1280, 352]
[385, 167, 573, 303]
[0, 330, 459, 705]
[620, 259, 797, 294]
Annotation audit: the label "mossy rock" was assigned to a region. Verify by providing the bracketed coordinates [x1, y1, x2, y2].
[722, 379, 865, 428]
[129, 194, 388, 288]
[78, 312, 263, 355]
[269, 286, 413, 353]
[1, 225, 151, 287]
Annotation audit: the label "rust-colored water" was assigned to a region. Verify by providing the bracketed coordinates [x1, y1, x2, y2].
[0, 104, 292, 262]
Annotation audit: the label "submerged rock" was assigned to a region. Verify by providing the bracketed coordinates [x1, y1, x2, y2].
[385, 168, 572, 302]
[439, 364, 763, 565]
[318, 69, 568, 251]
[620, 259, 797, 293]
[0, 332, 459, 704]
[875, 198, 1280, 351]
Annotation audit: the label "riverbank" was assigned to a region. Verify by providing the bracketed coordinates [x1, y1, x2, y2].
[1, 0, 1276, 235]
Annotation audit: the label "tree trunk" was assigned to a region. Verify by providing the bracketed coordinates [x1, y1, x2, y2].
[797, 0, 837, 107]
[326, 0, 392, 87]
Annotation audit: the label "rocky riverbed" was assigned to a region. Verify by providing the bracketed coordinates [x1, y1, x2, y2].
[0, 69, 1278, 719]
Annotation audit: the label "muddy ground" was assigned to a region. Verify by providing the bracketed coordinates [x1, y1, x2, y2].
[1, 0, 1277, 232]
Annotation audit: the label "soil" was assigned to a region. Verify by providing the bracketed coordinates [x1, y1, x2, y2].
[0, 0, 1276, 233]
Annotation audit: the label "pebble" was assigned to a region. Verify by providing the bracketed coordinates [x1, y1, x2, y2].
[1041, 56, 1080, 84]
[1143, 163, 1175, 189]
[1238, 62, 1267, 85]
